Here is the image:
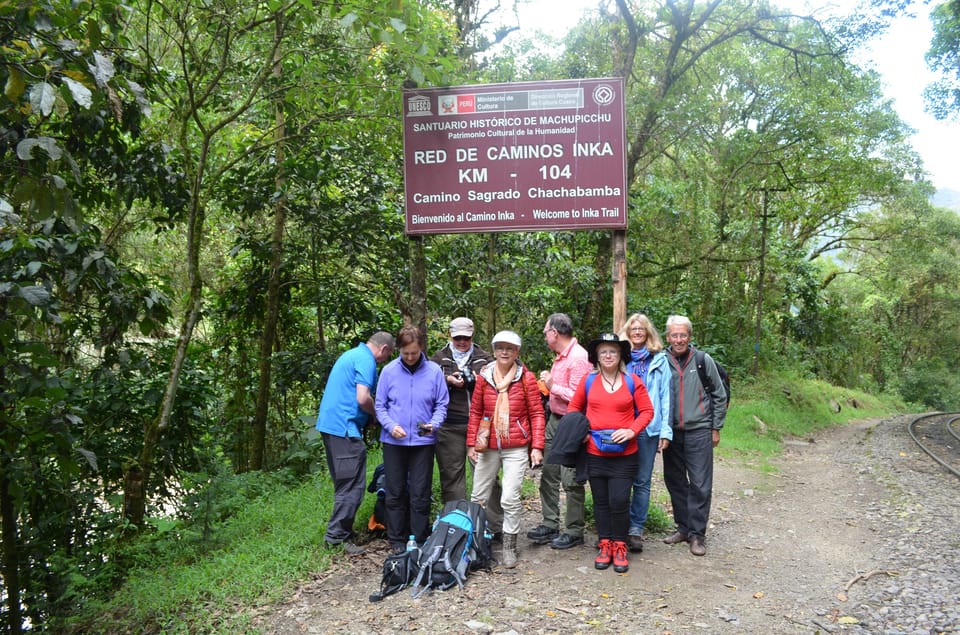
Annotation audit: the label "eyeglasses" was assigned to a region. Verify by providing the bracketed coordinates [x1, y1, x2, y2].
[542, 327, 557, 336]
[452, 336, 472, 342]
[668, 332, 690, 340]
[494, 345, 518, 353]
[629, 326, 646, 333]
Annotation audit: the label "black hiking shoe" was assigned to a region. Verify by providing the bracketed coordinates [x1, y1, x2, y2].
[526, 524, 559, 544]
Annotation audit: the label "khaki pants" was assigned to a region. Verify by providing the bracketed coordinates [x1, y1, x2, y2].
[471, 446, 529, 535]
[538, 412, 586, 537]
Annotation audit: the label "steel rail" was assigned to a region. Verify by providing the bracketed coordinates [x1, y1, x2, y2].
[907, 412, 960, 479]
[947, 416, 960, 445]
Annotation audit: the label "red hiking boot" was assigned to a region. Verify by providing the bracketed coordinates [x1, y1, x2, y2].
[594, 539, 612, 570]
[612, 540, 629, 573]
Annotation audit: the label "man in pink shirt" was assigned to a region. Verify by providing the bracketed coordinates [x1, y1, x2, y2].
[527, 313, 594, 549]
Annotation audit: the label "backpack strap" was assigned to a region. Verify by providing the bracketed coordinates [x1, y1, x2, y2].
[411, 545, 441, 598]
[695, 348, 727, 411]
[584, 371, 638, 417]
[584, 371, 597, 397]
[694, 349, 715, 396]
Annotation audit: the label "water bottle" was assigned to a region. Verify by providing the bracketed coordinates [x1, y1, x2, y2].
[406, 535, 417, 551]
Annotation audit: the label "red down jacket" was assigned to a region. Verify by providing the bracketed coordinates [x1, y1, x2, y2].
[466, 362, 546, 452]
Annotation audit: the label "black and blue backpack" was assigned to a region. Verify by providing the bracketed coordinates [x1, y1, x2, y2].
[410, 500, 492, 597]
[440, 499, 494, 572]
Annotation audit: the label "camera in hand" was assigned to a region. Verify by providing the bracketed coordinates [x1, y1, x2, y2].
[459, 365, 476, 388]
[416, 422, 432, 436]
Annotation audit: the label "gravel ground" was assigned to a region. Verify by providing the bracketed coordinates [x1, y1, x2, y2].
[253, 414, 959, 634]
[840, 415, 959, 635]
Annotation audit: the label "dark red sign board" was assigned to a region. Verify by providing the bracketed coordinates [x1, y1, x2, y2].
[402, 78, 626, 235]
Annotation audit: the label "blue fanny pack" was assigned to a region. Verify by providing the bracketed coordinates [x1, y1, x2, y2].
[590, 429, 626, 453]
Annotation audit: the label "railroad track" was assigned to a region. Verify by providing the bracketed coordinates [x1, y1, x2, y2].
[907, 412, 960, 478]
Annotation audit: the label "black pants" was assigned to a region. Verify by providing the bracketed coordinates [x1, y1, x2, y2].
[321, 433, 367, 544]
[435, 418, 470, 502]
[662, 427, 714, 539]
[382, 442, 435, 549]
[587, 452, 639, 542]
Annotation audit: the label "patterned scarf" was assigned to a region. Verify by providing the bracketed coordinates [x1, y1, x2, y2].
[491, 362, 518, 444]
[630, 348, 650, 382]
[450, 341, 473, 371]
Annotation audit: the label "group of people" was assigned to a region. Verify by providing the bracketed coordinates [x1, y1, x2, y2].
[314, 311, 727, 573]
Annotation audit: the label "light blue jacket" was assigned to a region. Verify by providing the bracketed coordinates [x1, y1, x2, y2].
[626, 349, 672, 441]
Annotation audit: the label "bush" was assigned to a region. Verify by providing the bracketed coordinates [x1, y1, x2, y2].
[897, 360, 960, 410]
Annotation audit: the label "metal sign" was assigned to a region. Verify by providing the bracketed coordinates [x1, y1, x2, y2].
[402, 78, 627, 235]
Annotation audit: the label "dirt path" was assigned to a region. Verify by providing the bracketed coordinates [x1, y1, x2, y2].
[255, 419, 893, 634]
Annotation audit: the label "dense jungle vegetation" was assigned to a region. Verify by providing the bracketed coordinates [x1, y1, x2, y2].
[2, 0, 960, 631]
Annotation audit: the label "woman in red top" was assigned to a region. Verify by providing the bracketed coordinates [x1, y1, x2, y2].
[568, 332, 654, 573]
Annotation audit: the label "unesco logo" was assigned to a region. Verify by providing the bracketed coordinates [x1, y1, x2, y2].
[592, 84, 615, 106]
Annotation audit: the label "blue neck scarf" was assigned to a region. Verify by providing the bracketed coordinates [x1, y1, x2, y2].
[630, 348, 650, 380]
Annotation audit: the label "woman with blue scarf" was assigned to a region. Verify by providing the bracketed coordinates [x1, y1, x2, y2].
[618, 313, 672, 553]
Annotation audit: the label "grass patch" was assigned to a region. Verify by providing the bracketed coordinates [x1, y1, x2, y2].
[644, 492, 673, 535]
[72, 450, 385, 635]
[717, 370, 906, 472]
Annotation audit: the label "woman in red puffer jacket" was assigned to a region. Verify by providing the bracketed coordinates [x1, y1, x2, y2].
[466, 330, 545, 569]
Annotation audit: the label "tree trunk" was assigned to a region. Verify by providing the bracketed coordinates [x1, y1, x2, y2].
[410, 235, 427, 333]
[612, 230, 627, 332]
[0, 327, 18, 634]
[250, 16, 288, 471]
[124, 180, 205, 525]
[123, 290, 203, 527]
[752, 190, 769, 376]
[486, 233, 497, 335]
[583, 232, 612, 337]
[1, 470, 23, 635]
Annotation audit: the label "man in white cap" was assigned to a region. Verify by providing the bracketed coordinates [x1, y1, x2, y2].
[431, 317, 503, 535]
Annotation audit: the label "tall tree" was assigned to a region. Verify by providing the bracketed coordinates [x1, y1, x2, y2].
[1, 1, 176, 627]
[925, 0, 960, 121]
[123, 0, 294, 523]
[126, 0, 460, 479]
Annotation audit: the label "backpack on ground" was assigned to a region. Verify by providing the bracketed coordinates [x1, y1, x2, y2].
[694, 349, 731, 408]
[439, 499, 494, 572]
[369, 549, 418, 602]
[410, 502, 479, 597]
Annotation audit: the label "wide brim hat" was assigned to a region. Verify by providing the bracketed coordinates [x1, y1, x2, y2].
[587, 332, 631, 365]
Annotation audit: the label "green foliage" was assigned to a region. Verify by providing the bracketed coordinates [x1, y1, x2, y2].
[66, 448, 392, 634]
[2, 0, 958, 630]
[0, 205, 174, 628]
[717, 369, 907, 473]
[896, 358, 960, 410]
[67, 472, 335, 634]
[925, 0, 960, 121]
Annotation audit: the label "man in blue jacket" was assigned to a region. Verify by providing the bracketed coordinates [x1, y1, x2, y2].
[317, 331, 395, 554]
[662, 315, 727, 557]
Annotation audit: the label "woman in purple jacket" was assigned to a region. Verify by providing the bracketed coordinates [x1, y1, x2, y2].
[375, 325, 450, 553]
